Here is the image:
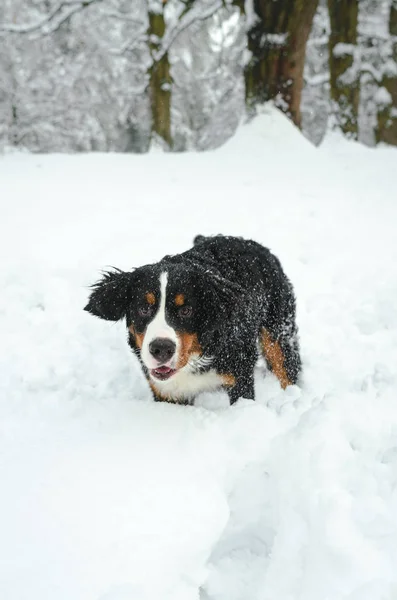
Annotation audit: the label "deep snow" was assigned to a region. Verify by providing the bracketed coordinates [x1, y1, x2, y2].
[1, 106, 397, 600]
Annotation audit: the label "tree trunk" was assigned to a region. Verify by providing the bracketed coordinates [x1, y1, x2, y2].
[148, 10, 172, 149]
[11, 103, 18, 146]
[240, 0, 319, 128]
[390, 0, 397, 36]
[376, 0, 397, 146]
[327, 0, 359, 138]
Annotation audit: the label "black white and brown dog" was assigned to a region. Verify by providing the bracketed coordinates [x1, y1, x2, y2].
[85, 235, 301, 404]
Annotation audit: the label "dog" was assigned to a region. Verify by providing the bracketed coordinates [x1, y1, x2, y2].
[84, 235, 301, 404]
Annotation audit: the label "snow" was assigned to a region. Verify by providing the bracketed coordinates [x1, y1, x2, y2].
[1, 104, 397, 600]
[333, 42, 356, 58]
[260, 33, 289, 47]
[375, 86, 393, 106]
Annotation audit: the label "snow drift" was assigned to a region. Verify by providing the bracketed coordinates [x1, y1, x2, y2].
[1, 106, 397, 600]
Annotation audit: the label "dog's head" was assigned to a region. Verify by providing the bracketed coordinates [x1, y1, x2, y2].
[85, 262, 238, 383]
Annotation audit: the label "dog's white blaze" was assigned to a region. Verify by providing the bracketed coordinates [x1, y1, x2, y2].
[141, 272, 179, 370]
[152, 368, 224, 401]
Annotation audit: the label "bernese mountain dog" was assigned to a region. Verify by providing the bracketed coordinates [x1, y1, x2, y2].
[84, 235, 301, 404]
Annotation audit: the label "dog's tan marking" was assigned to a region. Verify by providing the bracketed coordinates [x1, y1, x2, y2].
[220, 373, 236, 388]
[175, 294, 185, 307]
[146, 292, 156, 305]
[260, 329, 291, 389]
[129, 324, 144, 349]
[176, 332, 202, 369]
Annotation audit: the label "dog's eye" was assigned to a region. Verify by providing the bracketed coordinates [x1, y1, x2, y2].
[179, 305, 192, 318]
[138, 306, 153, 318]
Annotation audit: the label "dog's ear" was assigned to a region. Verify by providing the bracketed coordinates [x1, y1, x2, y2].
[84, 269, 134, 321]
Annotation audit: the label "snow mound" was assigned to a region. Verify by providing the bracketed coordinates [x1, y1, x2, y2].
[1, 111, 397, 600]
[223, 104, 316, 155]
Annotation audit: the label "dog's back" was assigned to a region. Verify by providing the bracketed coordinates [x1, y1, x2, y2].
[191, 235, 301, 389]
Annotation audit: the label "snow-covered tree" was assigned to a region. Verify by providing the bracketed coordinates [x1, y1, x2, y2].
[301, 0, 330, 145]
[376, 0, 397, 144]
[0, 0, 396, 151]
[146, 0, 229, 149]
[238, 0, 319, 127]
[327, 0, 360, 138]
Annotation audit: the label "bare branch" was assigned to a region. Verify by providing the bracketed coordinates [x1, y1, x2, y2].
[0, 0, 103, 35]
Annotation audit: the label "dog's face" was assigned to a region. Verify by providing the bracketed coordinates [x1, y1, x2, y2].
[85, 263, 231, 386]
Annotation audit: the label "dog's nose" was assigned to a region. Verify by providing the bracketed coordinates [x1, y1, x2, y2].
[149, 338, 176, 364]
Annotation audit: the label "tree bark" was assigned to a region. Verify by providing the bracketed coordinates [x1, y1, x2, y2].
[239, 0, 319, 128]
[376, 0, 397, 146]
[148, 10, 172, 149]
[327, 0, 359, 138]
[390, 0, 397, 36]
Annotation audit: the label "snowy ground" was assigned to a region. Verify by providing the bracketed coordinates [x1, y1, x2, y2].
[1, 106, 397, 600]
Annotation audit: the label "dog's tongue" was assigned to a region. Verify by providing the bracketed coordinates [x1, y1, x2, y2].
[155, 366, 172, 374]
[152, 365, 176, 380]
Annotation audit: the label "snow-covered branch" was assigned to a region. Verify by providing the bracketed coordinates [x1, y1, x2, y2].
[260, 32, 289, 47]
[110, 30, 148, 56]
[153, 0, 224, 62]
[0, 0, 103, 35]
[304, 72, 330, 86]
[360, 62, 383, 83]
[102, 10, 143, 26]
[307, 34, 328, 47]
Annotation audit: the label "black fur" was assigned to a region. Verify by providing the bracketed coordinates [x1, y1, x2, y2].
[85, 235, 301, 404]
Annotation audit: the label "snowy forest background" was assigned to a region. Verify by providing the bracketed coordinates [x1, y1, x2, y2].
[0, 0, 396, 153]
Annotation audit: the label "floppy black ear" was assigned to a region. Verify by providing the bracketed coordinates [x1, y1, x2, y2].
[84, 269, 133, 321]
